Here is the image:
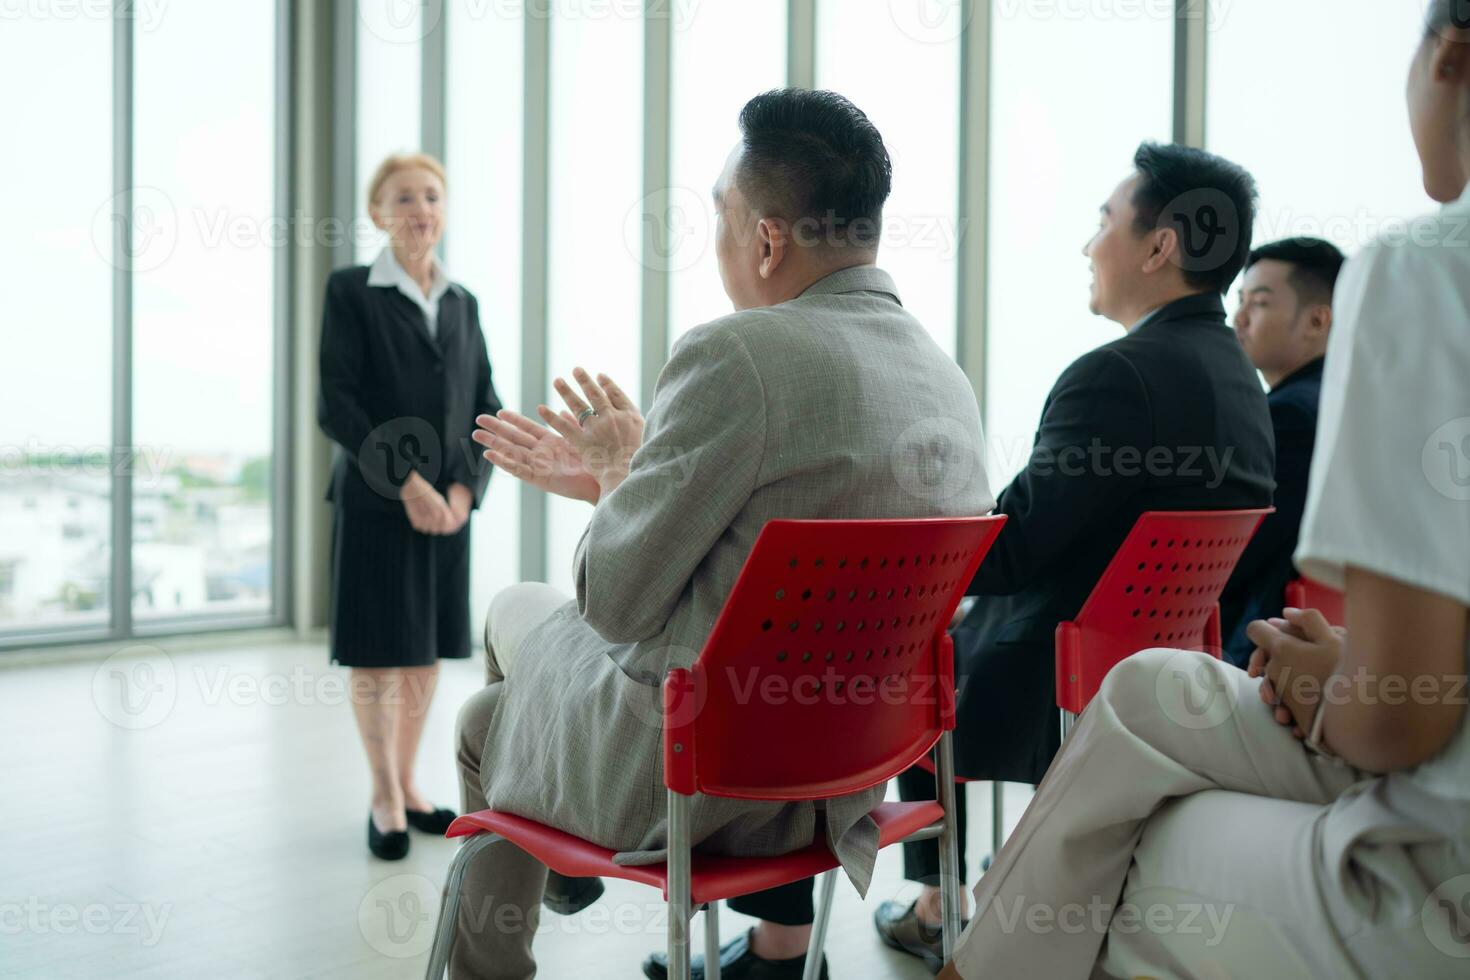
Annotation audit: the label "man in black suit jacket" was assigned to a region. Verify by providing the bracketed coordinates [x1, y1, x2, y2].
[1219, 238, 1344, 666]
[876, 143, 1276, 970]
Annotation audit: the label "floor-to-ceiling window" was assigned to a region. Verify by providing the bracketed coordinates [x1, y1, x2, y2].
[447, 0, 525, 626]
[984, 2, 1175, 482]
[355, 0, 423, 263]
[544, 9, 645, 592]
[666, 0, 787, 348]
[1206, 0, 1434, 258]
[132, 3, 277, 620]
[1, 3, 283, 645]
[819, 0, 962, 357]
[0, 13, 114, 634]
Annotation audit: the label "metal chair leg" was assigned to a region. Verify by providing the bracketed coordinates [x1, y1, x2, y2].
[799, 870, 838, 980]
[704, 901, 722, 980]
[667, 790, 694, 980]
[935, 732, 963, 964]
[1060, 708, 1076, 742]
[424, 832, 503, 980]
[990, 781, 1004, 860]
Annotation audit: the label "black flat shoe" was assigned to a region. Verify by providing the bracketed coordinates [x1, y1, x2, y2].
[874, 899, 969, 975]
[642, 928, 828, 980]
[405, 807, 457, 835]
[542, 871, 604, 915]
[368, 813, 410, 861]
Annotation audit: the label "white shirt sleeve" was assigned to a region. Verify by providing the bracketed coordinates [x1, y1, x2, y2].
[1294, 237, 1470, 609]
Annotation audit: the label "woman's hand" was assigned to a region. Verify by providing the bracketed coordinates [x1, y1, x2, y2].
[1246, 608, 1345, 738]
[400, 470, 457, 534]
[445, 483, 473, 533]
[473, 409, 603, 504]
[543, 368, 645, 497]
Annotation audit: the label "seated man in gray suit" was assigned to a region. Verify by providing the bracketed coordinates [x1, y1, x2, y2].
[455, 88, 994, 980]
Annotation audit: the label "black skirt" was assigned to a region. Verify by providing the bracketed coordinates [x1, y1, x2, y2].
[328, 507, 473, 667]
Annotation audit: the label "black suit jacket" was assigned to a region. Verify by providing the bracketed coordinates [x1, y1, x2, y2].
[317, 266, 503, 514]
[952, 292, 1275, 782]
[1219, 357, 1324, 666]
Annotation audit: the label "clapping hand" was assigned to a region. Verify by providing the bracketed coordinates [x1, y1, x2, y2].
[473, 407, 602, 504]
[544, 369, 644, 496]
[473, 368, 642, 503]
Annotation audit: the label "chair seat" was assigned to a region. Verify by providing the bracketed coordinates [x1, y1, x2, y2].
[446, 800, 944, 906]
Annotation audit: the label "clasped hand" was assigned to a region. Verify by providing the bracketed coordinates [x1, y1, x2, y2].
[472, 368, 644, 504]
[1245, 607, 1345, 739]
[401, 472, 472, 535]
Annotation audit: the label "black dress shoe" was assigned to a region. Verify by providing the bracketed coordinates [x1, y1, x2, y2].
[368, 813, 410, 861]
[642, 928, 828, 980]
[405, 807, 457, 835]
[873, 899, 965, 975]
[542, 871, 605, 915]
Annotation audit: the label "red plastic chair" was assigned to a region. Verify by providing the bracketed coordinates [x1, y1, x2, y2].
[1054, 509, 1272, 737]
[424, 516, 1009, 980]
[1285, 576, 1345, 626]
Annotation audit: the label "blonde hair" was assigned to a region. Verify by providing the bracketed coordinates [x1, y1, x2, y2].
[366, 152, 448, 209]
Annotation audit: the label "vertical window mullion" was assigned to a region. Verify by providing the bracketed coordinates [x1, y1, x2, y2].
[111, 0, 135, 641]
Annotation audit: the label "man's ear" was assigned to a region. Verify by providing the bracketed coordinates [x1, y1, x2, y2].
[1141, 226, 1178, 275]
[1430, 22, 1470, 80]
[1306, 302, 1333, 338]
[757, 218, 787, 280]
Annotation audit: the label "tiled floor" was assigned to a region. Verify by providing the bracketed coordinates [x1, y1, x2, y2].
[0, 639, 1031, 979]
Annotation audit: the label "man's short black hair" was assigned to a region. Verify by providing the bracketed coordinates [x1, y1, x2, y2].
[1427, 0, 1470, 34]
[1130, 142, 1260, 295]
[735, 89, 892, 249]
[1244, 237, 1347, 307]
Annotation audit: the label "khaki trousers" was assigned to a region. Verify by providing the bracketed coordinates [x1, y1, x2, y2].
[951, 648, 1470, 980]
[450, 583, 570, 980]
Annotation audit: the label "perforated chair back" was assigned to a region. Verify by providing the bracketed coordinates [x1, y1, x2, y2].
[664, 517, 1007, 802]
[1285, 577, 1345, 626]
[1055, 509, 1271, 715]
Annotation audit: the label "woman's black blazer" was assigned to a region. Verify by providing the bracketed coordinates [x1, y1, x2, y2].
[317, 266, 503, 514]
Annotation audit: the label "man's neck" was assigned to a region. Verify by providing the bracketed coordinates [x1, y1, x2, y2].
[1121, 287, 1209, 332]
[1264, 353, 1324, 391]
[764, 255, 876, 307]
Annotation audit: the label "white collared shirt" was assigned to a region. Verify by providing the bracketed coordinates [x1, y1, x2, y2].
[1295, 181, 1470, 801]
[368, 247, 452, 339]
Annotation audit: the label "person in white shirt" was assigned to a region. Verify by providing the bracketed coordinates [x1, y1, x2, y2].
[941, 4, 1470, 976]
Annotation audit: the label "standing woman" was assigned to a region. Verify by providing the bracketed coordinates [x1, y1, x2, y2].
[318, 153, 502, 860]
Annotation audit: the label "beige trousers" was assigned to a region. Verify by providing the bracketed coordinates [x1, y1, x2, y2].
[951, 648, 1470, 980]
[450, 582, 570, 980]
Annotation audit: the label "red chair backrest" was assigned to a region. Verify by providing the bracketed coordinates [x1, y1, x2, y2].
[1284, 577, 1345, 626]
[664, 517, 1007, 802]
[1055, 509, 1271, 714]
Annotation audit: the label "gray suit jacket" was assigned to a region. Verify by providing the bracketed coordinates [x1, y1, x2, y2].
[478, 265, 994, 894]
